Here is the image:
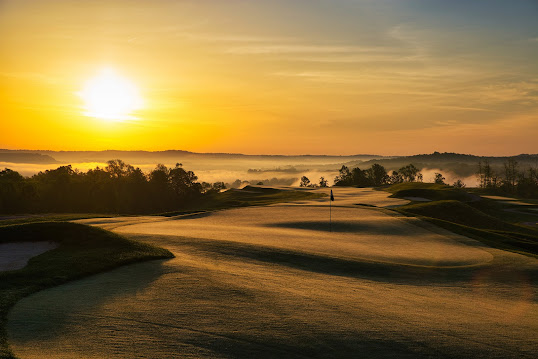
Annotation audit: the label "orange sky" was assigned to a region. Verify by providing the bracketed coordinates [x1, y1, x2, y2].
[1, 0, 537, 155]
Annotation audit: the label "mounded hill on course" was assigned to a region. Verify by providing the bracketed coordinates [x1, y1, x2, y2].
[388, 183, 538, 256]
[387, 182, 474, 202]
[0, 222, 173, 359]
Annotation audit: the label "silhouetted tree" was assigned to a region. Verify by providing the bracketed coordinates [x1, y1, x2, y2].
[502, 158, 518, 192]
[212, 182, 226, 192]
[333, 164, 391, 187]
[351, 167, 370, 187]
[399, 164, 421, 182]
[319, 177, 328, 187]
[453, 179, 466, 188]
[389, 170, 403, 184]
[0, 168, 29, 213]
[300, 176, 311, 187]
[105, 159, 134, 178]
[367, 164, 389, 186]
[334, 165, 353, 186]
[434, 173, 445, 185]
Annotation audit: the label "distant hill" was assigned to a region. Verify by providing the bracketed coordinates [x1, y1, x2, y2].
[0, 151, 58, 164]
[2, 150, 536, 179]
[0, 149, 385, 165]
[356, 152, 538, 177]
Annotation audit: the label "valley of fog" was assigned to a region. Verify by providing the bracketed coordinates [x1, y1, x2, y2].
[0, 153, 480, 187]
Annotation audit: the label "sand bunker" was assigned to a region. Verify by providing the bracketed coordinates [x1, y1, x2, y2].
[0, 242, 58, 272]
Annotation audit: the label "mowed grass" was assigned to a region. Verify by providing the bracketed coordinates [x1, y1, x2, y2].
[0, 187, 321, 358]
[0, 187, 325, 222]
[0, 222, 174, 359]
[386, 183, 538, 257]
[160, 186, 324, 216]
[387, 182, 474, 202]
[0, 214, 114, 227]
[7, 205, 538, 358]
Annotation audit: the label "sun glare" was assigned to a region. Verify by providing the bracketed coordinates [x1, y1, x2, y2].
[78, 68, 143, 121]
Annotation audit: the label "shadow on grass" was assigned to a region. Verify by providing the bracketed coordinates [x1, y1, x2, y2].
[7, 259, 175, 345]
[0, 222, 174, 359]
[264, 220, 408, 235]
[162, 236, 522, 287]
[169, 211, 215, 220]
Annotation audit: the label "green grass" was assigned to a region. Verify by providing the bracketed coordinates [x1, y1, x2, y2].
[467, 188, 538, 204]
[0, 187, 320, 357]
[404, 215, 538, 257]
[391, 197, 538, 257]
[0, 187, 324, 221]
[159, 186, 325, 216]
[386, 182, 474, 202]
[0, 213, 115, 227]
[0, 222, 174, 359]
[383, 182, 538, 256]
[397, 200, 511, 230]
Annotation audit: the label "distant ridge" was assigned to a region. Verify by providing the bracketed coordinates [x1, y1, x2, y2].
[360, 151, 538, 164]
[0, 149, 386, 163]
[357, 152, 538, 177]
[0, 151, 58, 164]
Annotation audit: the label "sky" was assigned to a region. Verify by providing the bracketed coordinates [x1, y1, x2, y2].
[1, 0, 537, 155]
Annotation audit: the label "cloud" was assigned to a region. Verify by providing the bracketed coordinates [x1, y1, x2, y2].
[0, 72, 58, 84]
[224, 44, 392, 55]
[177, 33, 295, 44]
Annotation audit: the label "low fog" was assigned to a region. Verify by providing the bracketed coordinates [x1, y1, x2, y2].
[0, 162, 475, 188]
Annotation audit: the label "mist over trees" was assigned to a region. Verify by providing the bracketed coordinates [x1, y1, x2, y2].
[333, 163, 424, 187]
[477, 159, 538, 198]
[0, 160, 225, 214]
[331, 158, 537, 198]
[3, 156, 537, 215]
[299, 176, 311, 187]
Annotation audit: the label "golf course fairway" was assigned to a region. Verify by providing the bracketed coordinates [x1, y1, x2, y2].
[7, 188, 538, 358]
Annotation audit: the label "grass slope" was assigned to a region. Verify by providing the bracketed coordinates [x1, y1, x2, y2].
[387, 182, 474, 201]
[160, 186, 324, 216]
[386, 183, 538, 257]
[0, 214, 114, 227]
[0, 187, 324, 222]
[0, 222, 174, 359]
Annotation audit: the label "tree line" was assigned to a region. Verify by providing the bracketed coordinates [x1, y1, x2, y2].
[299, 163, 454, 188]
[0, 160, 226, 214]
[331, 163, 427, 187]
[478, 159, 538, 198]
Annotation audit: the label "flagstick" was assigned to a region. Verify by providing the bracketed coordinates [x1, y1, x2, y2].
[329, 190, 333, 232]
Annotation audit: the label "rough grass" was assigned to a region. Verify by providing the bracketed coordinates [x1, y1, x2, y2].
[7, 205, 538, 358]
[0, 222, 174, 359]
[0, 214, 114, 227]
[382, 182, 538, 256]
[395, 200, 538, 257]
[386, 182, 473, 202]
[399, 200, 509, 230]
[0, 187, 324, 222]
[160, 186, 324, 216]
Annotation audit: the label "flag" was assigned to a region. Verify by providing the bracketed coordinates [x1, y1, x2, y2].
[330, 189, 334, 201]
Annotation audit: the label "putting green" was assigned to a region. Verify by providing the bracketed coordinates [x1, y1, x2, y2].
[7, 188, 538, 358]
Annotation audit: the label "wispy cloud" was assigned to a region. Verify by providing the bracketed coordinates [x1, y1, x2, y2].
[177, 33, 295, 43]
[0, 72, 58, 84]
[224, 44, 391, 55]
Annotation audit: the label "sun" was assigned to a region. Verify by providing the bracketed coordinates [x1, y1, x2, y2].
[78, 68, 143, 121]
